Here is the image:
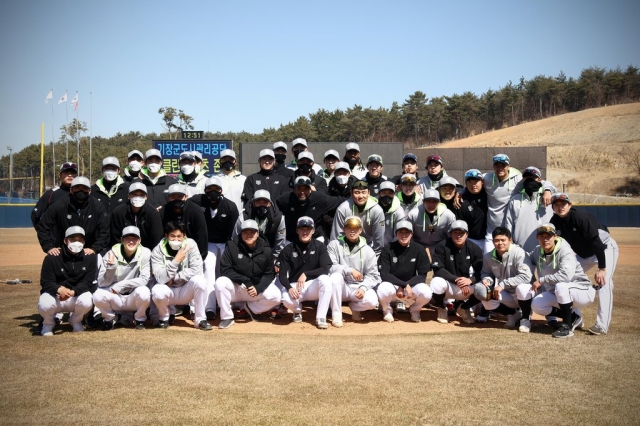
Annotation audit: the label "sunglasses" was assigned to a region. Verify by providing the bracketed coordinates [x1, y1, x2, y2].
[493, 155, 509, 163]
[60, 162, 78, 171]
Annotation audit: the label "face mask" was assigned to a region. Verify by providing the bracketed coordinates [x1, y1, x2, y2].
[275, 153, 286, 164]
[336, 175, 349, 185]
[346, 157, 357, 166]
[168, 240, 183, 251]
[169, 199, 185, 210]
[104, 170, 118, 181]
[130, 196, 146, 208]
[523, 179, 543, 193]
[67, 241, 84, 254]
[255, 205, 268, 218]
[206, 191, 221, 203]
[72, 191, 89, 203]
[129, 161, 142, 172]
[181, 164, 195, 175]
[147, 163, 162, 173]
[221, 161, 234, 171]
[195, 164, 201, 173]
[298, 164, 312, 174]
[379, 195, 394, 206]
[292, 150, 303, 159]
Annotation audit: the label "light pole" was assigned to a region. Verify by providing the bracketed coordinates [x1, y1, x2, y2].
[7, 146, 13, 198]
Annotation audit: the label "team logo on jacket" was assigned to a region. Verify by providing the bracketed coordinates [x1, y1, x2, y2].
[82, 267, 86, 270]
[392, 257, 397, 263]
[274, 181, 279, 184]
[466, 256, 470, 259]
[256, 180, 261, 185]
[433, 262, 439, 266]
[238, 254, 243, 259]
[310, 251, 315, 254]
[293, 253, 298, 258]
[118, 198, 122, 202]
[450, 255, 454, 261]
[88, 215, 92, 218]
[67, 215, 72, 219]
[221, 214, 227, 217]
[410, 258, 416, 262]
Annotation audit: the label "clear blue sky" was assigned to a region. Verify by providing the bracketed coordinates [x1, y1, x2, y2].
[1, 0, 638, 153]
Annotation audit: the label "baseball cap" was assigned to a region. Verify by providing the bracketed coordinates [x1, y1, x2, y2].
[345, 143, 360, 152]
[344, 216, 362, 229]
[59, 162, 78, 173]
[437, 176, 459, 188]
[259, 149, 275, 159]
[220, 149, 236, 159]
[324, 149, 340, 160]
[273, 141, 288, 150]
[204, 177, 223, 190]
[379, 181, 396, 192]
[351, 180, 369, 190]
[64, 226, 85, 238]
[426, 155, 443, 167]
[464, 169, 483, 182]
[492, 153, 510, 165]
[71, 176, 91, 188]
[253, 189, 271, 201]
[335, 161, 351, 172]
[423, 189, 440, 200]
[292, 138, 308, 147]
[523, 166, 542, 179]
[537, 223, 557, 235]
[179, 152, 195, 162]
[102, 156, 120, 168]
[449, 220, 469, 234]
[192, 151, 203, 161]
[240, 219, 259, 232]
[297, 152, 315, 162]
[400, 173, 417, 184]
[165, 184, 187, 197]
[121, 226, 141, 238]
[367, 154, 383, 165]
[145, 149, 162, 160]
[127, 150, 143, 159]
[294, 176, 313, 188]
[551, 193, 571, 205]
[394, 220, 413, 234]
[297, 216, 315, 228]
[402, 153, 418, 163]
[128, 182, 147, 194]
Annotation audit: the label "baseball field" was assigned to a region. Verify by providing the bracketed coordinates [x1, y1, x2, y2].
[0, 227, 639, 425]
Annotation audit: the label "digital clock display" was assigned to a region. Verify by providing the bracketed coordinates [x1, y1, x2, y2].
[181, 131, 204, 139]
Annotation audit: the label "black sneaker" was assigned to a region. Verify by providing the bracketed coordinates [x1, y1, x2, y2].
[197, 320, 212, 331]
[218, 319, 235, 329]
[547, 319, 561, 330]
[168, 314, 175, 325]
[244, 303, 263, 322]
[158, 320, 169, 329]
[206, 310, 217, 321]
[552, 324, 574, 338]
[570, 312, 583, 331]
[134, 320, 146, 330]
[103, 320, 115, 331]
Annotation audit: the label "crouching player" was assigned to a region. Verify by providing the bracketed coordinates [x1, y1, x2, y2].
[93, 226, 151, 330]
[277, 217, 333, 329]
[429, 220, 483, 324]
[328, 216, 380, 326]
[38, 226, 96, 335]
[530, 223, 596, 338]
[376, 220, 432, 323]
[150, 221, 212, 331]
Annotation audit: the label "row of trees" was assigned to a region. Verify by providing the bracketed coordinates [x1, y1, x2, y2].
[1, 65, 639, 195]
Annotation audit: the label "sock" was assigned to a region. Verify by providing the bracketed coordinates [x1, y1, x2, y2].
[460, 295, 480, 310]
[518, 299, 532, 320]
[431, 293, 445, 308]
[495, 304, 516, 316]
[559, 302, 573, 324]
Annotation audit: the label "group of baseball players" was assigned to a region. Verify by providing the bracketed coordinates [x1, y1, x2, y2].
[30, 138, 618, 338]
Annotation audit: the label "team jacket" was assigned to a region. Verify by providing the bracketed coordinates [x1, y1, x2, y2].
[378, 240, 430, 288]
[177, 170, 208, 198]
[40, 248, 97, 296]
[364, 173, 388, 197]
[91, 176, 130, 216]
[219, 236, 275, 294]
[138, 168, 178, 209]
[442, 196, 485, 241]
[31, 184, 70, 227]
[417, 170, 448, 193]
[503, 188, 554, 253]
[331, 197, 386, 256]
[461, 188, 488, 235]
[327, 236, 380, 289]
[407, 203, 456, 249]
[346, 161, 367, 180]
[397, 192, 420, 217]
[97, 244, 151, 294]
[123, 166, 142, 183]
[274, 162, 295, 179]
[431, 238, 483, 283]
[480, 245, 533, 292]
[327, 175, 358, 199]
[483, 168, 522, 234]
[150, 237, 203, 286]
[550, 207, 610, 269]
[242, 168, 291, 205]
[191, 194, 239, 244]
[213, 170, 247, 214]
[233, 203, 286, 259]
[382, 197, 406, 245]
[109, 202, 164, 249]
[159, 199, 209, 260]
[36, 196, 110, 254]
[276, 239, 332, 290]
[529, 237, 591, 291]
[288, 169, 328, 194]
[276, 191, 344, 243]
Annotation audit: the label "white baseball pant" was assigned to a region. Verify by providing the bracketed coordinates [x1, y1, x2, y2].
[480, 284, 535, 310]
[152, 275, 208, 325]
[280, 275, 332, 321]
[215, 276, 281, 321]
[430, 277, 476, 301]
[203, 242, 226, 313]
[376, 282, 432, 314]
[531, 283, 596, 316]
[330, 272, 378, 322]
[92, 286, 151, 322]
[38, 291, 93, 326]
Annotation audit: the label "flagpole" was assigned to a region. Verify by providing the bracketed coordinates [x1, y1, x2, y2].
[51, 89, 55, 186]
[40, 123, 45, 197]
[65, 89, 69, 162]
[90, 91, 93, 181]
[75, 91, 79, 169]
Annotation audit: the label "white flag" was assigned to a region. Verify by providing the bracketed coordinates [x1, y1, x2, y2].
[45, 90, 53, 104]
[71, 93, 79, 111]
[58, 93, 67, 104]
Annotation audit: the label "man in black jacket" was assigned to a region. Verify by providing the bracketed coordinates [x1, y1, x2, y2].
[429, 220, 483, 324]
[288, 152, 328, 193]
[123, 149, 144, 182]
[234, 189, 286, 260]
[160, 183, 208, 261]
[139, 149, 178, 209]
[37, 176, 110, 256]
[31, 162, 78, 227]
[272, 141, 294, 179]
[91, 156, 130, 216]
[38, 226, 96, 336]
[110, 182, 164, 249]
[242, 149, 291, 204]
[364, 154, 388, 197]
[438, 176, 485, 247]
[214, 220, 281, 329]
[460, 169, 489, 252]
[276, 217, 333, 329]
[327, 162, 357, 199]
[376, 220, 432, 323]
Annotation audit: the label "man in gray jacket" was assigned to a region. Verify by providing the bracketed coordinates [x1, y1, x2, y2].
[407, 189, 456, 252]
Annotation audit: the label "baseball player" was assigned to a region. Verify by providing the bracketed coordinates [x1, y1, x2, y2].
[38, 226, 96, 335]
[242, 149, 291, 204]
[418, 154, 448, 193]
[288, 151, 328, 193]
[397, 174, 421, 217]
[550, 193, 618, 335]
[390, 153, 421, 186]
[343, 143, 367, 179]
[138, 149, 178, 209]
[31, 162, 78, 227]
[378, 181, 406, 245]
[327, 216, 381, 325]
[530, 223, 596, 338]
[327, 161, 358, 199]
[91, 156, 130, 215]
[93, 226, 151, 330]
[460, 169, 489, 252]
[407, 189, 456, 252]
[123, 150, 144, 182]
[109, 181, 164, 249]
[276, 217, 333, 329]
[272, 141, 294, 179]
[233, 189, 286, 260]
[438, 175, 485, 249]
[286, 138, 324, 175]
[213, 149, 246, 214]
[376, 220, 432, 323]
[176, 151, 207, 197]
[322, 149, 340, 184]
[363, 154, 388, 197]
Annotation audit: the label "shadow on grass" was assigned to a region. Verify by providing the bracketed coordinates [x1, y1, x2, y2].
[14, 313, 43, 336]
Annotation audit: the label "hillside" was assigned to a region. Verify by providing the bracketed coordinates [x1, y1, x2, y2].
[426, 103, 640, 203]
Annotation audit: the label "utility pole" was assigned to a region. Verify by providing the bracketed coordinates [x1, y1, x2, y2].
[7, 146, 13, 198]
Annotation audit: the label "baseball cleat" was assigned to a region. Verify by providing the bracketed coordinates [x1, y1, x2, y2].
[292, 313, 303, 323]
[158, 320, 169, 329]
[395, 301, 407, 313]
[168, 314, 176, 325]
[218, 319, 235, 329]
[206, 311, 217, 321]
[505, 310, 523, 329]
[518, 319, 531, 333]
[134, 320, 146, 330]
[436, 307, 448, 324]
[552, 324, 574, 338]
[103, 320, 115, 331]
[197, 320, 212, 331]
[316, 318, 329, 329]
[457, 307, 475, 324]
[41, 324, 54, 336]
[383, 312, 394, 323]
[547, 319, 561, 330]
[570, 312, 583, 331]
[587, 324, 606, 335]
[410, 311, 422, 322]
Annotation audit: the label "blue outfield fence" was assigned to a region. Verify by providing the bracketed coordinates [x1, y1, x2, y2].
[0, 205, 35, 228]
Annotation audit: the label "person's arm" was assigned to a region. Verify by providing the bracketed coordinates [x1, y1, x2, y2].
[91, 207, 111, 254]
[175, 243, 203, 283]
[501, 249, 533, 290]
[190, 208, 209, 260]
[480, 253, 495, 286]
[40, 256, 62, 296]
[330, 201, 347, 241]
[148, 208, 165, 248]
[151, 243, 176, 284]
[579, 214, 607, 269]
[36, 203, 59, 253]
[241, 178, 254, 205]
[97, 250, 117, 288]
[431, 244, 459, 282]
[277, 248, 292, 290]
[372, 207, 385, 256]
[272, 216, 286, 259]
[379, 247, 406, 287]
[111, 249, 152, 294]
[69, 254, 97, 296]
[220, 244, 251, 285]
[539, 248, 577, 286]
[360, 247, 381, 290]
[31, 190, 51, 228]
[327, 240, 348, 275]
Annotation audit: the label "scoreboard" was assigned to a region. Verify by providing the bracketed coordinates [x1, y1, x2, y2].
[152, 139, 233, 176]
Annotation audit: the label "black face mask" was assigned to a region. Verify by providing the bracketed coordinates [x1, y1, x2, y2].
[206, 191, 221, 203]
[255, 205, 268, 218]
[346, 157, 358, 167]
[523, 179, 542, 195]
[169, 199, 185, 211]
[221, 161, 234, 171]
[274, 153, 286, 164]
[72, 191, 89, 203]
[298, 164, 312, 174]
[379, 195, 394, 206]
[292, 150, 303, 159]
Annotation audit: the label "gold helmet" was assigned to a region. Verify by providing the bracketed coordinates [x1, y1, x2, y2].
[344, 216, 362, 229]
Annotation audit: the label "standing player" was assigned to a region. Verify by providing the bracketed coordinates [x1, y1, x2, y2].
[123, 150, 144, 182]
[343, 143, 367, 179]
[377, 181, 405, 245]
[31, 162, 78, 227]
[176, 151, 207, 197]
[242, 149, 291, 204]
[418, 154, 447, 192]
[109, 182, 164, 249]
[214, 149, 246, 214]
[460, 169, 488, 251]
[408, 189, 456, 252]
[321, 149, 340, 184]
[438, 176, 485, 248]
[397, 174, 421, 217]
[138, 149, 178, 209]
[91, 156, 129, 215]
[363, 154, 387, 197]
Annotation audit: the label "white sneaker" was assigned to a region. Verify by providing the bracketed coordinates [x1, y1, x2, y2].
[436, 307, 448, 324]
[383, 312, 394, 323]
[410, 311, 421, 322]
[352, 311, 363, 321]
[457, 307, 475, 324]
[518, 318, 531, 333]
[41, 324, 54, 336]
[332, 318, 344, 328]
[316, 318, 329, 329]
[505, 310, 523, 329]
[71, 322, 85, 333]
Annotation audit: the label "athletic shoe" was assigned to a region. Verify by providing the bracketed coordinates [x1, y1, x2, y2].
[218, 319, 235, 329]
[168, 314, 176, 324]
[197, 320, 212, 331]
[547, 319, 561, 330]
[383, 312, 394, 323]
[270, 303, 288, 320]
[475, 307, 490, 323]
[395, 301, 407, 313]
[352, 311, 363, 321]
[316, 318, 329, 329]
[410, 311, 422, 322]
[587, 324, 606, 335]
[84, 313, 101, 329]
[457, 307, 475, 324]
[446, 302, 456, 317]
[505, 310, 523, 329]
[134, 321, 146, 330]
[244, 303, 263, 322]
[332, 319, 344, 328]
[206, 311, 217, 321]
[41, 324, 54, 336]
[71, 322, 85, 333]
[552, 324, 574, 338]
[103, 320, 115, 331]
[436, 307, 448, 324]
[518, 319, 531, 333]
[292, 313, 303, 323]
[570, 312, 583, 331]
[158, 320, 169, 329]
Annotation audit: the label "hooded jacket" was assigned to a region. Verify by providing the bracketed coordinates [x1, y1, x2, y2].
[418, 169, 448, 193]
[327, 236, 380, 289]
[233, 202, 285, 259]
[529, 237, 591, 291]
[276, 239, 332, 289]
[242, 168, 291, 204]
[150, 237, 203, 286]
[213, 170, 246, 214]
[123, 166, 141, 183]
[327, 175, 358, 199]
[378, 239, 430, 288]
[330, 197, 386, 256]
[503, 188, 554, 253]
[483, 168, 522, 234]
[138, 167, 178, 209]
[407, 203, 456, 249]
[159, 199, 208, 260]
[276, 191, 344, 243]
[380, 196, 405, 245]
[110, 201, 164, 249]
[189, 193, 239, 244]
[550, 207, 610, 269]
[442, 195, 485, 241]
[91, 176, 130, 216]
[219, 236, 275, 294]
[431, 238, 483, 283]
[481, 244, 533, 292]
[397, 191, 421, 217]
[461, 188, 488, 235]
[98, 244, 151, 294]
[40, 248, 97, 296]
[177, 170, 207, 198]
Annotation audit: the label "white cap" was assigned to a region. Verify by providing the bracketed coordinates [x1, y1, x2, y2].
[438, 176, 459, 187]
[334, 161, 351, 172]
[379, 181, 396, 192]
[128, 182, 147, 194]
[145, 149, 162, 160]
[345, 143, 360, 152]
[102, 156, 120, 168]
[259, 149, 275, 159]
[65, 226, 85, 238]
[273, 141, 287, 150]
[127, 150, 143, 159]
[297, 152, 314, 162]
[394, 220, 413, 233]
[253, 189, 271, 201]
[204, 177, 223, 190]
[165, 184, 187, 197]
[179, 152, 195, 162]
[423, 189, 440, 200]
[291, 138, 308, 147]
[220, 149, 236, 159]
[121, 226, 141, 238]
[240, 219, 259, 232]
[192, 151, 203, 161]
[324, 149, 340, 160]
[71, 176, 91, 188]
[449, 220, 469, 234]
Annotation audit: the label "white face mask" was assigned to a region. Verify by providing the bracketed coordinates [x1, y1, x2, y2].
[129, 161, 142, 172]
[104, 170, 118, 181]
[181, 164, 195, 175]
[168, 240, 183, 250]
[336, 175, 349, 185]
[130, 196, 146, 208]
[147, 163, 162, 173]
[195, 164, 201, 173]
[67, 241, 84, 254]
